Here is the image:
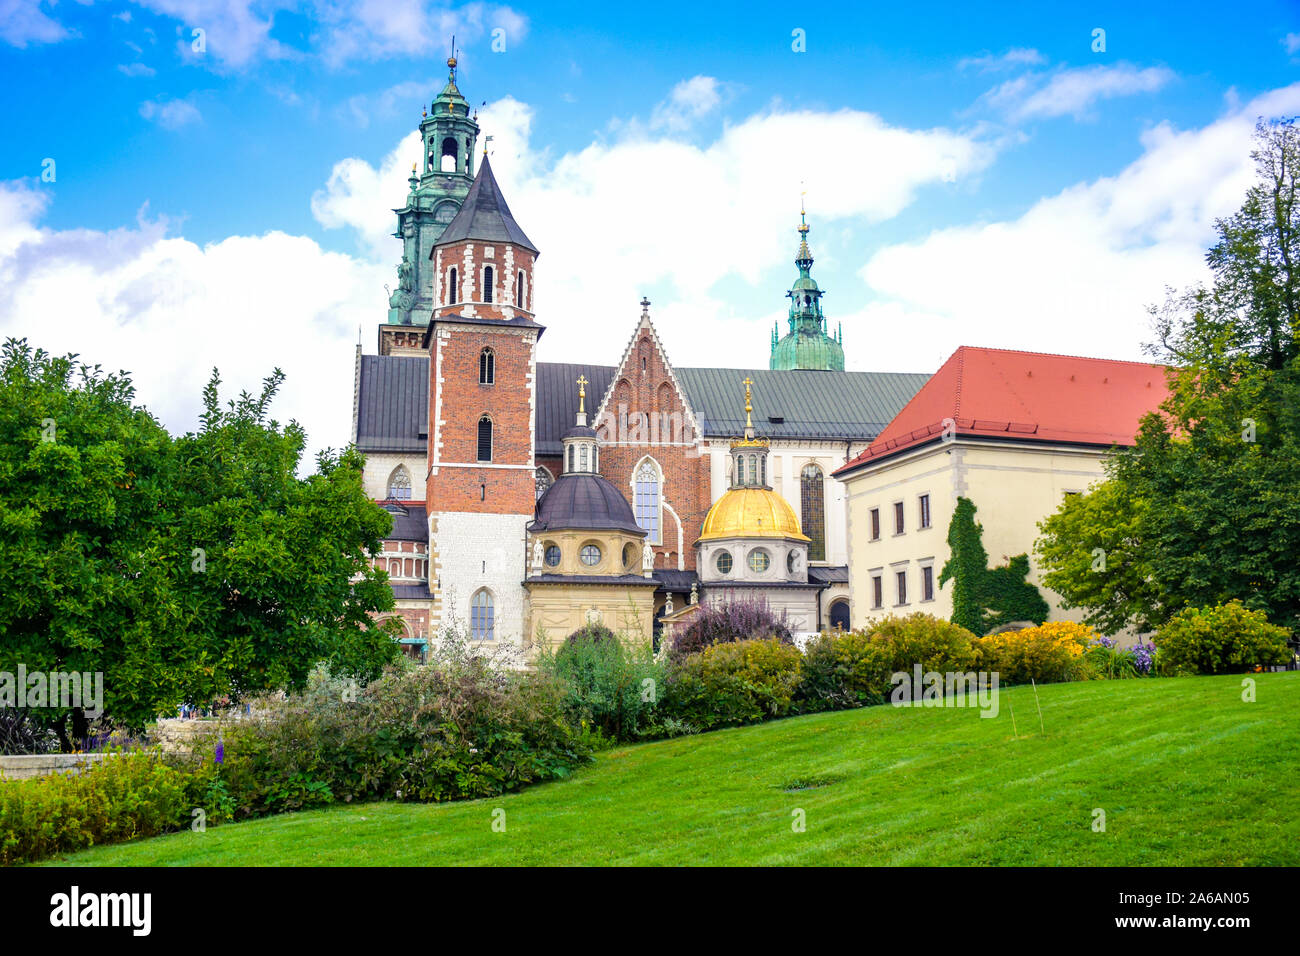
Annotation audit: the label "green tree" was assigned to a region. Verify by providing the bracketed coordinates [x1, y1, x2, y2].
[1035, 119, 1300, 634]
[1035, 481, 1162, 635]
[938, 496, 1048, 635]
[0, 341, 400, 746]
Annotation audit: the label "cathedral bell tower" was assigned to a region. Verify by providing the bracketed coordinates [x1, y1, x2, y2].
[382, 54, 481, 351]
[421, 149, 542, 649]
[770, 202, 845, 371]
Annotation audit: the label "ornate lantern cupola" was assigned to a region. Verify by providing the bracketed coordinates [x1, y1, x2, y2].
[562, 375, 600, 475]
[770, 199, 846, 371]
[730, 377, 771, 489]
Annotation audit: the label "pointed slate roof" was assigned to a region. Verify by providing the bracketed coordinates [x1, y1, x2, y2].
[432, 154, 538, 254]
[834, 346, 1170, 477]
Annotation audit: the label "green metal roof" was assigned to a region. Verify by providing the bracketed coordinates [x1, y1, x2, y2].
[674, 367, 930, 441]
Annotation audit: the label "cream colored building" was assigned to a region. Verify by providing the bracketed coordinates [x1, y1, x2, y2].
[834, 347, 1169, 633]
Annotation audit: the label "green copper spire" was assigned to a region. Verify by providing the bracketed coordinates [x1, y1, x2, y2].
[388, 49, 481, 327]
[769, 201, 845, 371]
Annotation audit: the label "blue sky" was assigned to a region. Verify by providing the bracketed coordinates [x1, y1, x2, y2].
[2, 0, 1299, 455]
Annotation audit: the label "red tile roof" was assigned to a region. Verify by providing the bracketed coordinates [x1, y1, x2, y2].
[833, 346, 1170, 477]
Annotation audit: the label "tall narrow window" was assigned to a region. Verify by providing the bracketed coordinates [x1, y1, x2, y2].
[516, 272, 525, 308]
[440, 137, 458, 173]
[483, 265, 494, 303]
[634, 459, 661, 544]
[872, 574, 883, 608]
[919, 494, 931, 529]
[470, 589, 494, 640]
[387, 465, 412, 500]
[896, 570, 907, 605]
[477, 415, 493, 462]
[870, 508, 881, 541]
[535, 467, 553, 499]
[800, 464, 825, 562]
[894, 501, 905, 535]
[921, 565, 934, 601]
[567, 445, 575, 473]
[448, 267, 458, 304]
[479, 348, 494, 385]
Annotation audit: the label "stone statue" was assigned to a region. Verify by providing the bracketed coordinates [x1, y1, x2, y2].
[664, 593, 674, 615]
[690, 582, 698, 605]
[531, 539, 543, 572]
[642, 542, 654, 574]
[398, 255, 414, 292]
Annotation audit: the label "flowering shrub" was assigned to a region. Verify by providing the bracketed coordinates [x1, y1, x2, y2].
[1084, 635, 1141, 679]
[797, 629, 896, 712]
[976, 620, 1093, 684]
[1154, 601, 1291, 675]
[672, 598, 793, 660]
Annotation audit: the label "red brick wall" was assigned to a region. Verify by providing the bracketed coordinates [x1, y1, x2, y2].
[427, 325, 535, 515]
[433, 242, 537, 321]
[593, 323, 711, 571]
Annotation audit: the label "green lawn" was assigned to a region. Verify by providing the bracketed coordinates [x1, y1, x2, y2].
[48, 673, 1300, 866]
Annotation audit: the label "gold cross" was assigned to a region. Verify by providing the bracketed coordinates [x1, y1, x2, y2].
[577, 375, 588, 413]
[742, 376, 754, 430]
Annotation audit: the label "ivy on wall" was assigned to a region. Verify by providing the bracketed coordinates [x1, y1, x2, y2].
[938, 496, 1049, 635]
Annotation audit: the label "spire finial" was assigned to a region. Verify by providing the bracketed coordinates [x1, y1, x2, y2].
[640, 296, 650, 318]
[576, 374, 588, 415]
[743, 376, 755, 435]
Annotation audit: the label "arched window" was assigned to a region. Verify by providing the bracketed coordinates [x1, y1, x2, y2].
[567, 445, 575, 473]
[579, 443, 589, 471]
[479, 348, 494, 385]
[516, 271, 525, 308]
[801, 463, 826, 562]
[477, 415, 493, 462]
[387, 465, 412, 500]
[483, 265, 494, 303]
[829, 599, 850, 631]
[470, 589, 494, 641]
[535, 466, 553, 500]
[440, 137, 458, 173]
[634, 458, 661, 544]
[448, 267, 458, 304]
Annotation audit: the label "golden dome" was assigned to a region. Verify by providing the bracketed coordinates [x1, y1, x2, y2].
[697, 488, 810, 543]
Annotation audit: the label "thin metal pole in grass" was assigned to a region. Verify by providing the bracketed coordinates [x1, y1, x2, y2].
[1007, 690, 1019, 740]
[1031, 679, 1045, 735]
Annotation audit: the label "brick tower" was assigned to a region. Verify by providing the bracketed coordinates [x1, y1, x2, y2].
[422, 152, 541, 648]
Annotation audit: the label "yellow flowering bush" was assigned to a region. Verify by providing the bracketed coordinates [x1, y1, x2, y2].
[976, 620, 1094, 685]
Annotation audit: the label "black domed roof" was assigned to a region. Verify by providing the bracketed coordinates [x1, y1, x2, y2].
[529, 473, 644, 535]
[562, 424, 598, 440]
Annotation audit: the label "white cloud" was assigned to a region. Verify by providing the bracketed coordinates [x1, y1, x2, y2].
[0, 179, 389, 463]
[139, 96, 202, 129]
[0, 0, 69, 47]
[339, 79, 433, 129]
[855, 85, 1300, 373]
[118, 61, 157, 77]
[958, 48, 1046, 72]
[649, 75, 726, 132]
[1284, 33, 1300, 55]
[983, 62, 1175, 122]
[125, 0, 527, 70]
[312, 89, 995, 374]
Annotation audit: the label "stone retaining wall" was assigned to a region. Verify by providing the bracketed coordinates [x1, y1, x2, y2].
[0, 753, 113, 781]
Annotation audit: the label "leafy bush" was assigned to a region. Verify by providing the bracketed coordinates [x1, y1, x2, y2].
[217, 661, 592, 816]
[661, 639, 803, 730]
[975, 620, 1093, 684]
[672, 598, 793, 660]
[537, 631, 666, 742]
[0, 750, 212, 865]
[1083, 635, 1146, 679]
[797, 630, 897, 712]
[866, 613, 980, 675]
[1154, 601, 1291, 675]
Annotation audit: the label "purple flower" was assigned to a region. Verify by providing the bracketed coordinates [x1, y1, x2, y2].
[1132, 642, 1155, 674]
[215, 738, 224, 764]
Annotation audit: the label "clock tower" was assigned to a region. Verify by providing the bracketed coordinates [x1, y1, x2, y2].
[381, 55, 481, 354]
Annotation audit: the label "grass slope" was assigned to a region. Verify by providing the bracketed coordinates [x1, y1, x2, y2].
[49, 674, 1300, 866]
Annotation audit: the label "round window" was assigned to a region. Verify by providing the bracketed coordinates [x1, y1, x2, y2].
[580, 544, 602, 567]
[544, 545, 561, 568]
[748, 549, 771, 573]
[715, 551, 733, 575]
